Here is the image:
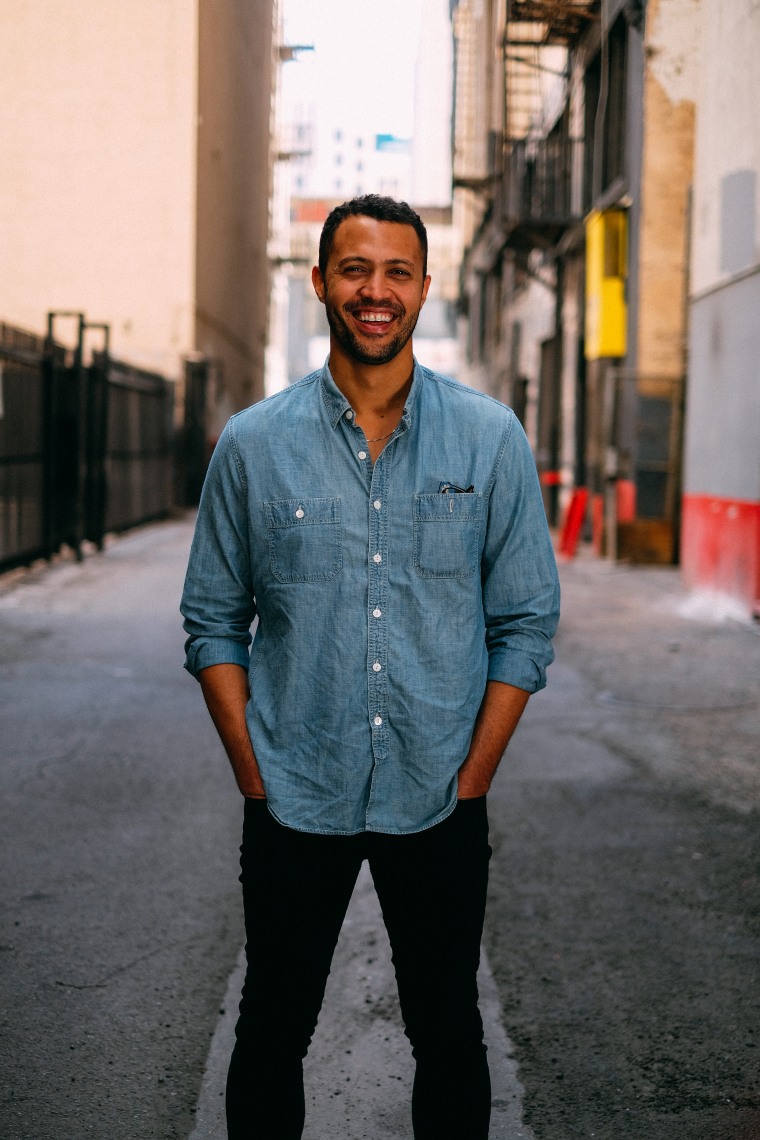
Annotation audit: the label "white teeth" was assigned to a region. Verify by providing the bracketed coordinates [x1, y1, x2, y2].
[357, 312, 392, 323]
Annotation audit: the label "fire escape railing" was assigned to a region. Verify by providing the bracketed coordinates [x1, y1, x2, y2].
[497, 131, 582, 242]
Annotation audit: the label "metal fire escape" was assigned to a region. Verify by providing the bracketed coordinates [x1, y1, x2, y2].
[499, 2, 597, 245]
[506, 1, 598, 44]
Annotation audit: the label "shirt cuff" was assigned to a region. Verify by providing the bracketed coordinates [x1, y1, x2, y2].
[487, 647, 546, 693]
[184, 638, 251, 679]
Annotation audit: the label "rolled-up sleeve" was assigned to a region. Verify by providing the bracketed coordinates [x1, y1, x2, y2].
[180, 421, 257, 679]
[481, 414, 560, 692]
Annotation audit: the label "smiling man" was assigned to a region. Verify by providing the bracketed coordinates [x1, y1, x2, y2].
[315, 208, 429, 370]
[181, 195, 560, 1139]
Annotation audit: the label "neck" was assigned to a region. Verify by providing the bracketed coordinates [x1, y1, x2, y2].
[328, 343, 415, 420]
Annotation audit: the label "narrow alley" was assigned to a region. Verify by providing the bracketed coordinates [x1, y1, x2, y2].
[1, 518, 758, 1139]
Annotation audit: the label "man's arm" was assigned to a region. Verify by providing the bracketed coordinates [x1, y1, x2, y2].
[199, 664, 266, 799]
[457, 680, 530, 799]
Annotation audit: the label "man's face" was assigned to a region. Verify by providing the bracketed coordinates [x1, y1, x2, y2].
[312, 215, 431, 367]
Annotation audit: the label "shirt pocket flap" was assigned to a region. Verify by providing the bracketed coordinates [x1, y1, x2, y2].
[265, 497, 341, 528]
[414, 493, 480, 522]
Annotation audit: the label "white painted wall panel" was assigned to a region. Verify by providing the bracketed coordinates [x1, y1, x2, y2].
[689, 0, 760, 295]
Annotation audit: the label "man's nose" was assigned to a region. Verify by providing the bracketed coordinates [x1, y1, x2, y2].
[358, 269, 387, 298]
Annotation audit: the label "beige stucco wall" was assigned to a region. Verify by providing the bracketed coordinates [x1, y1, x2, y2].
[0, 1, 197, 375]
[636, 0, 700, 382]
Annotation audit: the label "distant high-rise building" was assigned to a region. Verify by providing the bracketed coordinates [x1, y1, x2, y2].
[287, 120, 413, 202]
[278, 0, 461, 384]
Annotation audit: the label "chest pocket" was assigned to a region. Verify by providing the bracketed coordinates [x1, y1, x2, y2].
[264, 497, 342, 583]
[413, 493, 481, 579]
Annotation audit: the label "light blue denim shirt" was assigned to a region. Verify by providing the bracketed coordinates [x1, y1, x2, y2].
[181, 360, 559, 835]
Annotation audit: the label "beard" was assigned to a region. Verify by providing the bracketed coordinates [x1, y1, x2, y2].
[323, 294, 421, 366]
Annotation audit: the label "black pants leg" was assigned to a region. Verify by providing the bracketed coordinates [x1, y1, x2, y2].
[368, 797, 493, 1140]
[226, 797, 492, 1139]
[226, 800, 362, 1140]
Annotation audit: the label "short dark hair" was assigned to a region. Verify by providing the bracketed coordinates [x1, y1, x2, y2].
[318, 194, 428, 278]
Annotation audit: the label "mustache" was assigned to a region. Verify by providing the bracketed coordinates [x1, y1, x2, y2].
[344, 299, 404, 318]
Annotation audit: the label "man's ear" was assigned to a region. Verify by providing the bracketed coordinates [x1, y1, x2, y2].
[420, 274, 432, 308]
[311, 265, 326, 304]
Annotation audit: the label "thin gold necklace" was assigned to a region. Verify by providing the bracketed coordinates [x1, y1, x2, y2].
[364, 426, 396, 443]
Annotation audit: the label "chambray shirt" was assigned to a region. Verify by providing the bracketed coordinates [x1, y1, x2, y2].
[181, 360, 560, 835]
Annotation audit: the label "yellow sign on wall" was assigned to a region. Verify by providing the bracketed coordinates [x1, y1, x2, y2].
[585, 209, 628, 360]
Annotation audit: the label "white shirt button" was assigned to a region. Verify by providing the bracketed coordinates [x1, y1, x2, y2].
[346, 410, 354, 420]
[358, 450, 367, 460]
[372, 607, 382, 618]
[373, 500, 382, 510]
[295, 508, 305, 519]
[373, 553, 382, 564]
[372, 661, 382, 672]
[374, 715, 383, 726]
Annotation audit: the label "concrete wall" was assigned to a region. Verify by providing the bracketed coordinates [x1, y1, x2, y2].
[0, 0, 277, 432]
[682, 273, 760, 612]
[682, 0, 760, 615]
[685, 271, 760, 503]
[0, 1, 197, 375]
[195, 0, 276, 431]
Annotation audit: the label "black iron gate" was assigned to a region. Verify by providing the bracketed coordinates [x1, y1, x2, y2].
[0, 318, 177, 573]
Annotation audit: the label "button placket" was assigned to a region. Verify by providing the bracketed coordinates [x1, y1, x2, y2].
[367, 456, 389, 757]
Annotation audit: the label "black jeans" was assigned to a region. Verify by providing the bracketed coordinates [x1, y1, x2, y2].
[226, 796, 492, 1140]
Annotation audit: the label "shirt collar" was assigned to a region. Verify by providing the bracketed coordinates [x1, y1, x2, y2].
[319, 357, 423, 430]
[319, 361, 353, 428]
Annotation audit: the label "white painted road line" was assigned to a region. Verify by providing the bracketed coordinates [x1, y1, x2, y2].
[190, 864, 535, 1139]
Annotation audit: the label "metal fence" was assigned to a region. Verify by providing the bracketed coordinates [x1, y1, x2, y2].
[0, 319, 179, 572]
[0, 323, 55, 567]
[97, 355, 175, 536]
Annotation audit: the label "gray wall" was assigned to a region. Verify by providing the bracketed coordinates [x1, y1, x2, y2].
[684, 269, 760, 501]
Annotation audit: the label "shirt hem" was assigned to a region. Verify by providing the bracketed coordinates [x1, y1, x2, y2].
[266, 797, 459, 837]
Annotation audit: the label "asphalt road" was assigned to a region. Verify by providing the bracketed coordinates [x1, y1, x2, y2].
[486, 559, 760, 1140]
[0, 522, 244, 1139]
[0, 519, 533, 1140]
[1, 520, 759, 1139]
